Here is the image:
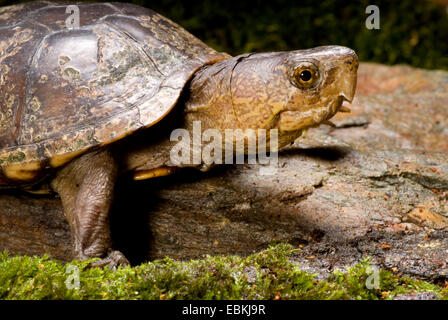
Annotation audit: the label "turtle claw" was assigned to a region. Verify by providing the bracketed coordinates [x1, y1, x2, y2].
[89, 250, 130, 270]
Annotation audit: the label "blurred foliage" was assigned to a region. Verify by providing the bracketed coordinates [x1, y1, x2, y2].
[143, 0, 448, 70]
[0, 0, 448, 70]
[2, 0, 447, 69]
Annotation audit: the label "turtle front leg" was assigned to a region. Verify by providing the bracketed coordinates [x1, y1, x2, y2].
[51, 148, 130, 269]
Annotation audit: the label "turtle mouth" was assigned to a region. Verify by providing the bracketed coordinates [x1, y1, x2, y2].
[307, 95, 353, 129]
[325, 95, 346, 120]
[286, 96, 344, 125]
[276, 95, 347, 131]
[310, 95, 352, 127]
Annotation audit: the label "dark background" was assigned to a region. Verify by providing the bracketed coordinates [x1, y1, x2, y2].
[1, 0, 447, 69]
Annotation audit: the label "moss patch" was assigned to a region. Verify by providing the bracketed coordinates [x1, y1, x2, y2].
[1, 244, 446, 300]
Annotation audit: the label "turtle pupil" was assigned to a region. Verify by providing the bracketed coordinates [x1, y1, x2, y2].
[300, 70, 312, 82]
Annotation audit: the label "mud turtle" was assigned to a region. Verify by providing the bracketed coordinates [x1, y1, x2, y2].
[0, 2, 358, 267]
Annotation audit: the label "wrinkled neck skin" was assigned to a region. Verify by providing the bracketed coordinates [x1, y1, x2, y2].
[122, 56, 302, 173]
[184, 55, 303, 142]
[183, 56, 245, 132]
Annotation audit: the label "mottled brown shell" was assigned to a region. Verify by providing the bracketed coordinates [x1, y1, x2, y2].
[0, 1, 228, 184]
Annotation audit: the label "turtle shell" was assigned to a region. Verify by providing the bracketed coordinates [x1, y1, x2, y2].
[0, 2, 229, 184]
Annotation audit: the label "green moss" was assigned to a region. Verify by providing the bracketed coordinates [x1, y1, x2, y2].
[1, 244, 446, 300]
[327, 257, 446, 300]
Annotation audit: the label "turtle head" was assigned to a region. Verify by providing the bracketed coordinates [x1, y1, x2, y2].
[228, 45, 358, 145]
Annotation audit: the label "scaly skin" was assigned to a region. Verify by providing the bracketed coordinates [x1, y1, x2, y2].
[51, 149, 129, 268]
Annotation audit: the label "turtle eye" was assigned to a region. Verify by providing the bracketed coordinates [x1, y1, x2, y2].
[293, 65, 319, 88]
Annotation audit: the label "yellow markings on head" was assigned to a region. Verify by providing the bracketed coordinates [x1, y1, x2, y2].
[277, 111, 314, 132]
[133, 167, 176, 181]
[3, 161, 42, 181]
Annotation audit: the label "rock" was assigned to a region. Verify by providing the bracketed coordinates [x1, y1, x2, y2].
[393, 292, 438, 300]
[1, 62, 447, 282]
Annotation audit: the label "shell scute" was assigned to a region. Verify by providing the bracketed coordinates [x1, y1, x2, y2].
[0, 2, 228, 184]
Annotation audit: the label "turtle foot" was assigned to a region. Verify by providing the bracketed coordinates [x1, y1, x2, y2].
[89, 250, 130, 270]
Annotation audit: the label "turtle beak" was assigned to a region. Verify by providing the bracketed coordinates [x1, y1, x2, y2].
[338, 50, 359, 103]
[340, 74, 357, 103]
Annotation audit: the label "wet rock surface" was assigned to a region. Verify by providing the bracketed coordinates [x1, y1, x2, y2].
[1, 62, 447, 281]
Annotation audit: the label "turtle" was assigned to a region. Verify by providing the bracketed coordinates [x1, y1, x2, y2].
[0, 1, 358, 268]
